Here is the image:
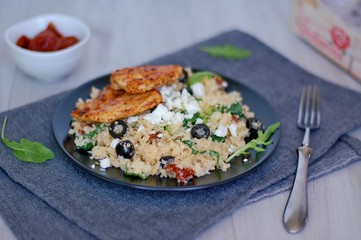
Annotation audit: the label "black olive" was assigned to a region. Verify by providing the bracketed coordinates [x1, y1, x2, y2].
[179, 68, 188, 83]
[109, 120, 128, 139]
[116, 140, 135, 159]
[159, 155, 175, 168]
[245, 118, 264, 142]
[191, 124, 210, 139]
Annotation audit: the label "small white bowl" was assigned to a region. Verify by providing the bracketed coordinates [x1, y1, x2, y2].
[4, 13, 91, 82]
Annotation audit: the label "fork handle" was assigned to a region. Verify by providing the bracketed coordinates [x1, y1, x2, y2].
[283, 146, 312, 233]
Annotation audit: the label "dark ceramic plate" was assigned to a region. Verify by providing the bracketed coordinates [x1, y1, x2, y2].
[53, 72, 281, 191]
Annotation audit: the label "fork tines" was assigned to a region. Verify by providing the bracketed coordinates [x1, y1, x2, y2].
[297, 85, 320, 129]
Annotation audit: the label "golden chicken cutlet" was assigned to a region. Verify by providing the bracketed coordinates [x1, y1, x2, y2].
[110, 65, 185, 94]
[71, 86, 162, 123]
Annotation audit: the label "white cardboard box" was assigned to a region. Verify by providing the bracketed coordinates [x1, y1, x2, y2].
[291, 0, 361, 82]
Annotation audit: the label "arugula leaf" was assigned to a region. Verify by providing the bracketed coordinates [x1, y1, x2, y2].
[225, 122, 280, 163]
[211, 134, 226, 143]
[187, 71, 217, 87]
[200, 45, 252, 60]
[1, 116, 54, 163]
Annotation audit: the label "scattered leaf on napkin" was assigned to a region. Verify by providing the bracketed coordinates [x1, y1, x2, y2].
[200, 44, 252, 60]
[1, 116, 54, 163]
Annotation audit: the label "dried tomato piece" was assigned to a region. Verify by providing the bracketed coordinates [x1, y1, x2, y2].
[16, 35, 31, 49]
[59, 36, 79, 50]
[165, 164, 195, 183]
[16, 22, 79, 52]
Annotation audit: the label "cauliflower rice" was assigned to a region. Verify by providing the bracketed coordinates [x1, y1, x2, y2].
[68, 73, 256, 183]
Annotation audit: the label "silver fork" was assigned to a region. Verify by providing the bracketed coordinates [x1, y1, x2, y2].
[283, 85, 321, 233]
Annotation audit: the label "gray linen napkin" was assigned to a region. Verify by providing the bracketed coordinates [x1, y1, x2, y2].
[1, 30, 361, 240]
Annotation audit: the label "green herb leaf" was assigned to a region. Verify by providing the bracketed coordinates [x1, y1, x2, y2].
[225, 122, 280, 163]
[201, 150, 221, 169]
[187, 71, 217, 87]
[211, 134, 226, 143]
[183, 112, 202, 128]
[227, 102, 244, 118]
[1, 116, 54, 163]
[200, 45, 252, 60]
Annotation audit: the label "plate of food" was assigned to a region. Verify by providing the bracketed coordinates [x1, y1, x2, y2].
[53, 65, 281, 191]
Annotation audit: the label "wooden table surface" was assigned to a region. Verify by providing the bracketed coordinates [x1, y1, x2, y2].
[1, 1, 361, 239]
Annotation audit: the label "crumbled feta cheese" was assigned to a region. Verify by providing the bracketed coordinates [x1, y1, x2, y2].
[150, 130, 156, 134]
[172, 98, 182, 109]
[243, 158, 249, 163]
[91, 164, 95, 169]
[127, 116, 138, 124]
[195, 118, 203, 124]
[157, 133, 164, 138]
[162, 111, 184, 124]
[90, 87, 100, 99]
[111, 138, 120, 148]
[228, 124, 238, 137]
[228, 145, 235, 153]
[190, 82, 205, 98]
[100, 158, 111, 169]
[184, 101, 200, 115]
[221, 81, 228, 88]
[138, 125, 144, 131]
[160, 85, 173, 96]
[172, 112, 185, 124]
[214, 125, 228, 137]
[143, 104, 168, 124]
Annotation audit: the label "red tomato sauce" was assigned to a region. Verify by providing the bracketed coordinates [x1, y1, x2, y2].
[165, 164, 195, 183]
[16, 23, 79, 52]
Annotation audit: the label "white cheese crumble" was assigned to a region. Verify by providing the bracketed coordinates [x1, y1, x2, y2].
[190, 82, 205, 98]
[100, 158, 111, 169]
[143, 104, 169, 124]
[228, 124, 238, 137]
[91, 164, 95, 169]
[90, 87, 100, 99]
[214, 125, 228, 137]
[228, 145, 235, 153]
[195, 118, 203, 124]
[111, 138, 120, 148]
[138, 125, 145, 132]
[127, 116, 138, 124]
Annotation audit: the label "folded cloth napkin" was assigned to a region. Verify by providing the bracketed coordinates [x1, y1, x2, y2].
[2, 30, 361, 240]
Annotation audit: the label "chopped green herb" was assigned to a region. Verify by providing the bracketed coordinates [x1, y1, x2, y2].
[77, 142, 94, 151]
[1, 116, 54, 163]
[178, 139, 198, 154]
[201, 150, 221, 169]
[211, 134, 226, 143]
[164, 125, 173, 135]
[187, 71, 217, 87]
[124, 166, 148, 180]
[177, 138, 221, 169]
[183, 112, 202, 128]
[227, 102, 244, 118]
[226, 122, 280, 163]
[200, 45, 252, 60]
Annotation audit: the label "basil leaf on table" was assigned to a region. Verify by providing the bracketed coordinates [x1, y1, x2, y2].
[200, 44, 252, 60]
[1, 116, 54, 163]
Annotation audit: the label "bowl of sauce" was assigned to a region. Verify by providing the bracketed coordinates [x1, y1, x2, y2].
[4, 14, 91, 82]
